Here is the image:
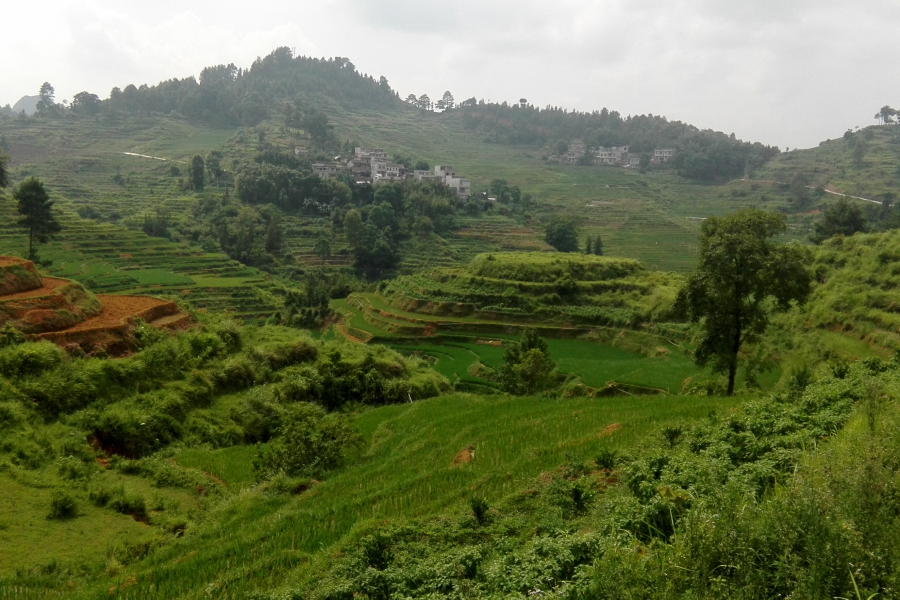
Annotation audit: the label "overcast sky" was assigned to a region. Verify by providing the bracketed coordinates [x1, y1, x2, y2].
[2, 0, 898, 149]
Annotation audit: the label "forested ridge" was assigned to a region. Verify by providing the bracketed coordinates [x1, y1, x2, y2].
[450, 101, 780, 181]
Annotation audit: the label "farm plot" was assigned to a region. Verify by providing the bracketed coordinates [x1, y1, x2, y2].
[88, 390, 740, 599]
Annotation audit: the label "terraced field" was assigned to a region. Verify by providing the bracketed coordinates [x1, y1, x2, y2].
[0, 197, 282, 323]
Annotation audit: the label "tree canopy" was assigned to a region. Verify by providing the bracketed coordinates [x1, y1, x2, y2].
[498, 329, 556, 395]
[544, 217, 580, 253]
[810, 198, 868, 244]
[14, 177, 62, 260]
[675, 209, 811, 395]
[0, 153, 9, 189]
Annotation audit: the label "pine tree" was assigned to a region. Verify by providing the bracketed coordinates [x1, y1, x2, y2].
[14, 177, 61, 260]
[584, 235, 593, 254]
[594, 235, 604, 256]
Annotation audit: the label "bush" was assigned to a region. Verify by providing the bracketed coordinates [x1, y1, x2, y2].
[47, 490, 78, 519]
[92, 400, 182, 458]
[0, 341, 65, 378]
[253, 402, 362, 479]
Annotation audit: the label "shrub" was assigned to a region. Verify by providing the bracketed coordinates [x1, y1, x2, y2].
[232, 387, 286, 443]
[471, 497, 489, 525]
[109, 489, 147, 521]
[56, 456, 95, 480]
[92, 401, 182, 458]
[0, 324, 25, 349]
[595, 448, 618, 470]
[253, 402, 362, 479]
[0, 341, 65, 378]
[88, 485, 113, 507]
[47, 490, 78, 519]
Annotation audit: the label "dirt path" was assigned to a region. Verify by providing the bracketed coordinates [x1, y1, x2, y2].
[739, 178, 882, 205]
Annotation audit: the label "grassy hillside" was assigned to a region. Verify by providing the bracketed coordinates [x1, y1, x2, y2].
[759, 124, 900, 201]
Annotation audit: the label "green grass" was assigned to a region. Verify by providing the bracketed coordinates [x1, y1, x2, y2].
[58, 391, 739, 599]
[174, 446, 258, 488]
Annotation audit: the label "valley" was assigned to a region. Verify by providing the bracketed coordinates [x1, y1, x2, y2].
[1, 49, 900, 599]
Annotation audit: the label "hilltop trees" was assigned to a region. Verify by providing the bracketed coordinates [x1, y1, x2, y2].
[875, 105, 897, 124]
[675, 209, 811, 395]
[71, 92, 101, 116]
[35, 83, 57, 117]
[14, 177, 62, 260]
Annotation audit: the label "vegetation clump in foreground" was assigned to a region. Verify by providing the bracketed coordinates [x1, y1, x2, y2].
[295, 358, 900, 599]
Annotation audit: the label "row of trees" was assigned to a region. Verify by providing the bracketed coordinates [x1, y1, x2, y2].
[7, 49, 398, 128]
[875, 105, 898, 124]
[457, 102, 779, 181]
[405, 91, 456, 111]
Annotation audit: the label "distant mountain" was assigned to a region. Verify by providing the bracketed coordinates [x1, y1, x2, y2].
[12, 95, 38, 116]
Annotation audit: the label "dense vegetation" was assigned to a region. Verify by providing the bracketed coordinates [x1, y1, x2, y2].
[16, 49, 398, 128]
[450, 101, 780, 181]
[5, 46, 900, 600]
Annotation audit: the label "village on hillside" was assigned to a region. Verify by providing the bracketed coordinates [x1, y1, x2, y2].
[310, 147, 472, 200]
[549, 142, 675, 167]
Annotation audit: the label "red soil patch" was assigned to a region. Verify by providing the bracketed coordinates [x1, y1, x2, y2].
[62, 295, 172, 333]
[598, 423, 623, 437]
[451, 446, 475, 467]
[0, 277, 69, 300]
[0, 257, 27, 267]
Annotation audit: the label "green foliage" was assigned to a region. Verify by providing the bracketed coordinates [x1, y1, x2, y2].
[0, 341, 65, 378]
[252, 402, 362, 479]
[47, 490, 77, 520]
[811, 197, 869, 244]
[0, 152, 8, 189]
[543, 216, 580, 252]
[676, 209, 812, 394]
[13, 176, 62, 259]
[499, 329, 556, 394]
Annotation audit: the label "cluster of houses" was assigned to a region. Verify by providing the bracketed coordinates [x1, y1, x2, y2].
[309, 148, 471, 200]
[552, 143, 675, 167]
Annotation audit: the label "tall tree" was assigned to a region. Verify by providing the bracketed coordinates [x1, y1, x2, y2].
[313, 232, 332, 266]
[499, 329, 556, 395]
[14, 177, 62, 260]
[71, 92, 101, 116]
[206, 150, 225, 185]
[190, 155, 206, 191]
[675, 209, 811, 395]
[417, 94, 432, 111]
[0, 153, 9, 189]
[35, 82, 57, 117]
[593, 235, 604, 256]
[544, 217, 579, 252]
[584, 235, 593, 254]
[343, 209, 365, 249]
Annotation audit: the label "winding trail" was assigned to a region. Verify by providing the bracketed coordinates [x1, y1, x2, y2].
[739, 179, 882, 205]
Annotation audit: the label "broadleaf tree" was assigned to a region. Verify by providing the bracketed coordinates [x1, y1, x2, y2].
[674, 209, 811, 395]
[544, 217, 580, 253]
[499, 329, 556, 395]
[810, 198, 868, 244]
[14, 177, 62, 260]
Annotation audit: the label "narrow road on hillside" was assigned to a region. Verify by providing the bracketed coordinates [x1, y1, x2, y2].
[739, 179, 882, 205]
